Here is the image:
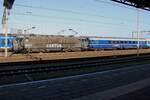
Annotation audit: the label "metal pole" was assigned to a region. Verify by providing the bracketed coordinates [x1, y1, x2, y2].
[4, 8, 8, 57]
[137, 8, 140, 56]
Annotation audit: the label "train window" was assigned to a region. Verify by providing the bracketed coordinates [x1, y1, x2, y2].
[129, 41, 131, 44]
[120, 41, 123, 44]
[0, 39, 10, 45]
[114, 41, 117, 44]
[2, 39, 5, 44]
[125, 41, 127, 44]
[116, 41, 119, 44]
[133, 41, 135, 44]
[91, 40, 94, 43]
[7, 40, 10, 45]
[95, 40, 99, 44]
[108, 41, 111, 44]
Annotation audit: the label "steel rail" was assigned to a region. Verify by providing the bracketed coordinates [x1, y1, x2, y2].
[0, 54, 150, 77]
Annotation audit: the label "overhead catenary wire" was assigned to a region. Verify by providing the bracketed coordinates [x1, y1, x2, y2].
[9, 11, 137, 28]
[95, 0, 150, 13]
[0, 0, 149, 25]
[0, 10, 148, 34]
[0, 0, 149, 36]
[8, 1, 140, 23]
[95, 0, 134, 10]
[0, 10, 137, 35]
[12, 1, 150, 25]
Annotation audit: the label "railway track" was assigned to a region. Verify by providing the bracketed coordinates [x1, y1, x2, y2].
[0, 54, 150, 85]
[0, 54, 150, 76]
[1, 58, 150, 100]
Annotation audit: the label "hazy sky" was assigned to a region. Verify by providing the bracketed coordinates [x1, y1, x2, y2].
[0, 0, 150, 37]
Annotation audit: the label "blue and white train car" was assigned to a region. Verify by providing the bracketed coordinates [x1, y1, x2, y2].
[0, 36, 15, 49]
[88, 37, 150, 49]
[145, 39, 150, 47]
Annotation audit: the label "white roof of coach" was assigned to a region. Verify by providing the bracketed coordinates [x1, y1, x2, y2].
[88, 37, 147, 41]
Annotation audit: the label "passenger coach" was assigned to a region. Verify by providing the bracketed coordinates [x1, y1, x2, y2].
[0, 36, 15, 49]
[88, 37, 150, 49]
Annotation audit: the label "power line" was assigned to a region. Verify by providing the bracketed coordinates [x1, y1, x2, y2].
[95, 0, 150, 14]
[11, 11, 125, 26]
[13, 2, 135, 23]
[94, 0, 135, 10]
[0, 8, 147, 31]
[1, 1, 149, 24]
[13, 2, 150, 26]
[12, 9, 150, 27]
[0, 9, 134, 31]
[0, 1, 149, 31]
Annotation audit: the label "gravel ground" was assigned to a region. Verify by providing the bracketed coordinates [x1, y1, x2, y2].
[0, 49, 150, 63]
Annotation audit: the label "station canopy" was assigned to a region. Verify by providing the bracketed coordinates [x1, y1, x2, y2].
[111, 0, 150, 11]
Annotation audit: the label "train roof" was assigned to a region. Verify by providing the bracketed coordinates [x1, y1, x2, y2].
[0, 36, 15, 39]
[87, 37, 150, 41]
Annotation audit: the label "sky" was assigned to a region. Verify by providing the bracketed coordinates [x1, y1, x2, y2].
[0, 0, 150, 37]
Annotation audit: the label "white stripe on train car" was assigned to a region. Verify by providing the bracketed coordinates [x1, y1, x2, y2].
[88, 37, 147, 41]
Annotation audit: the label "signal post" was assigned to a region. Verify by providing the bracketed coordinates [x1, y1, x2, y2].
[2, 0, 15, 57]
